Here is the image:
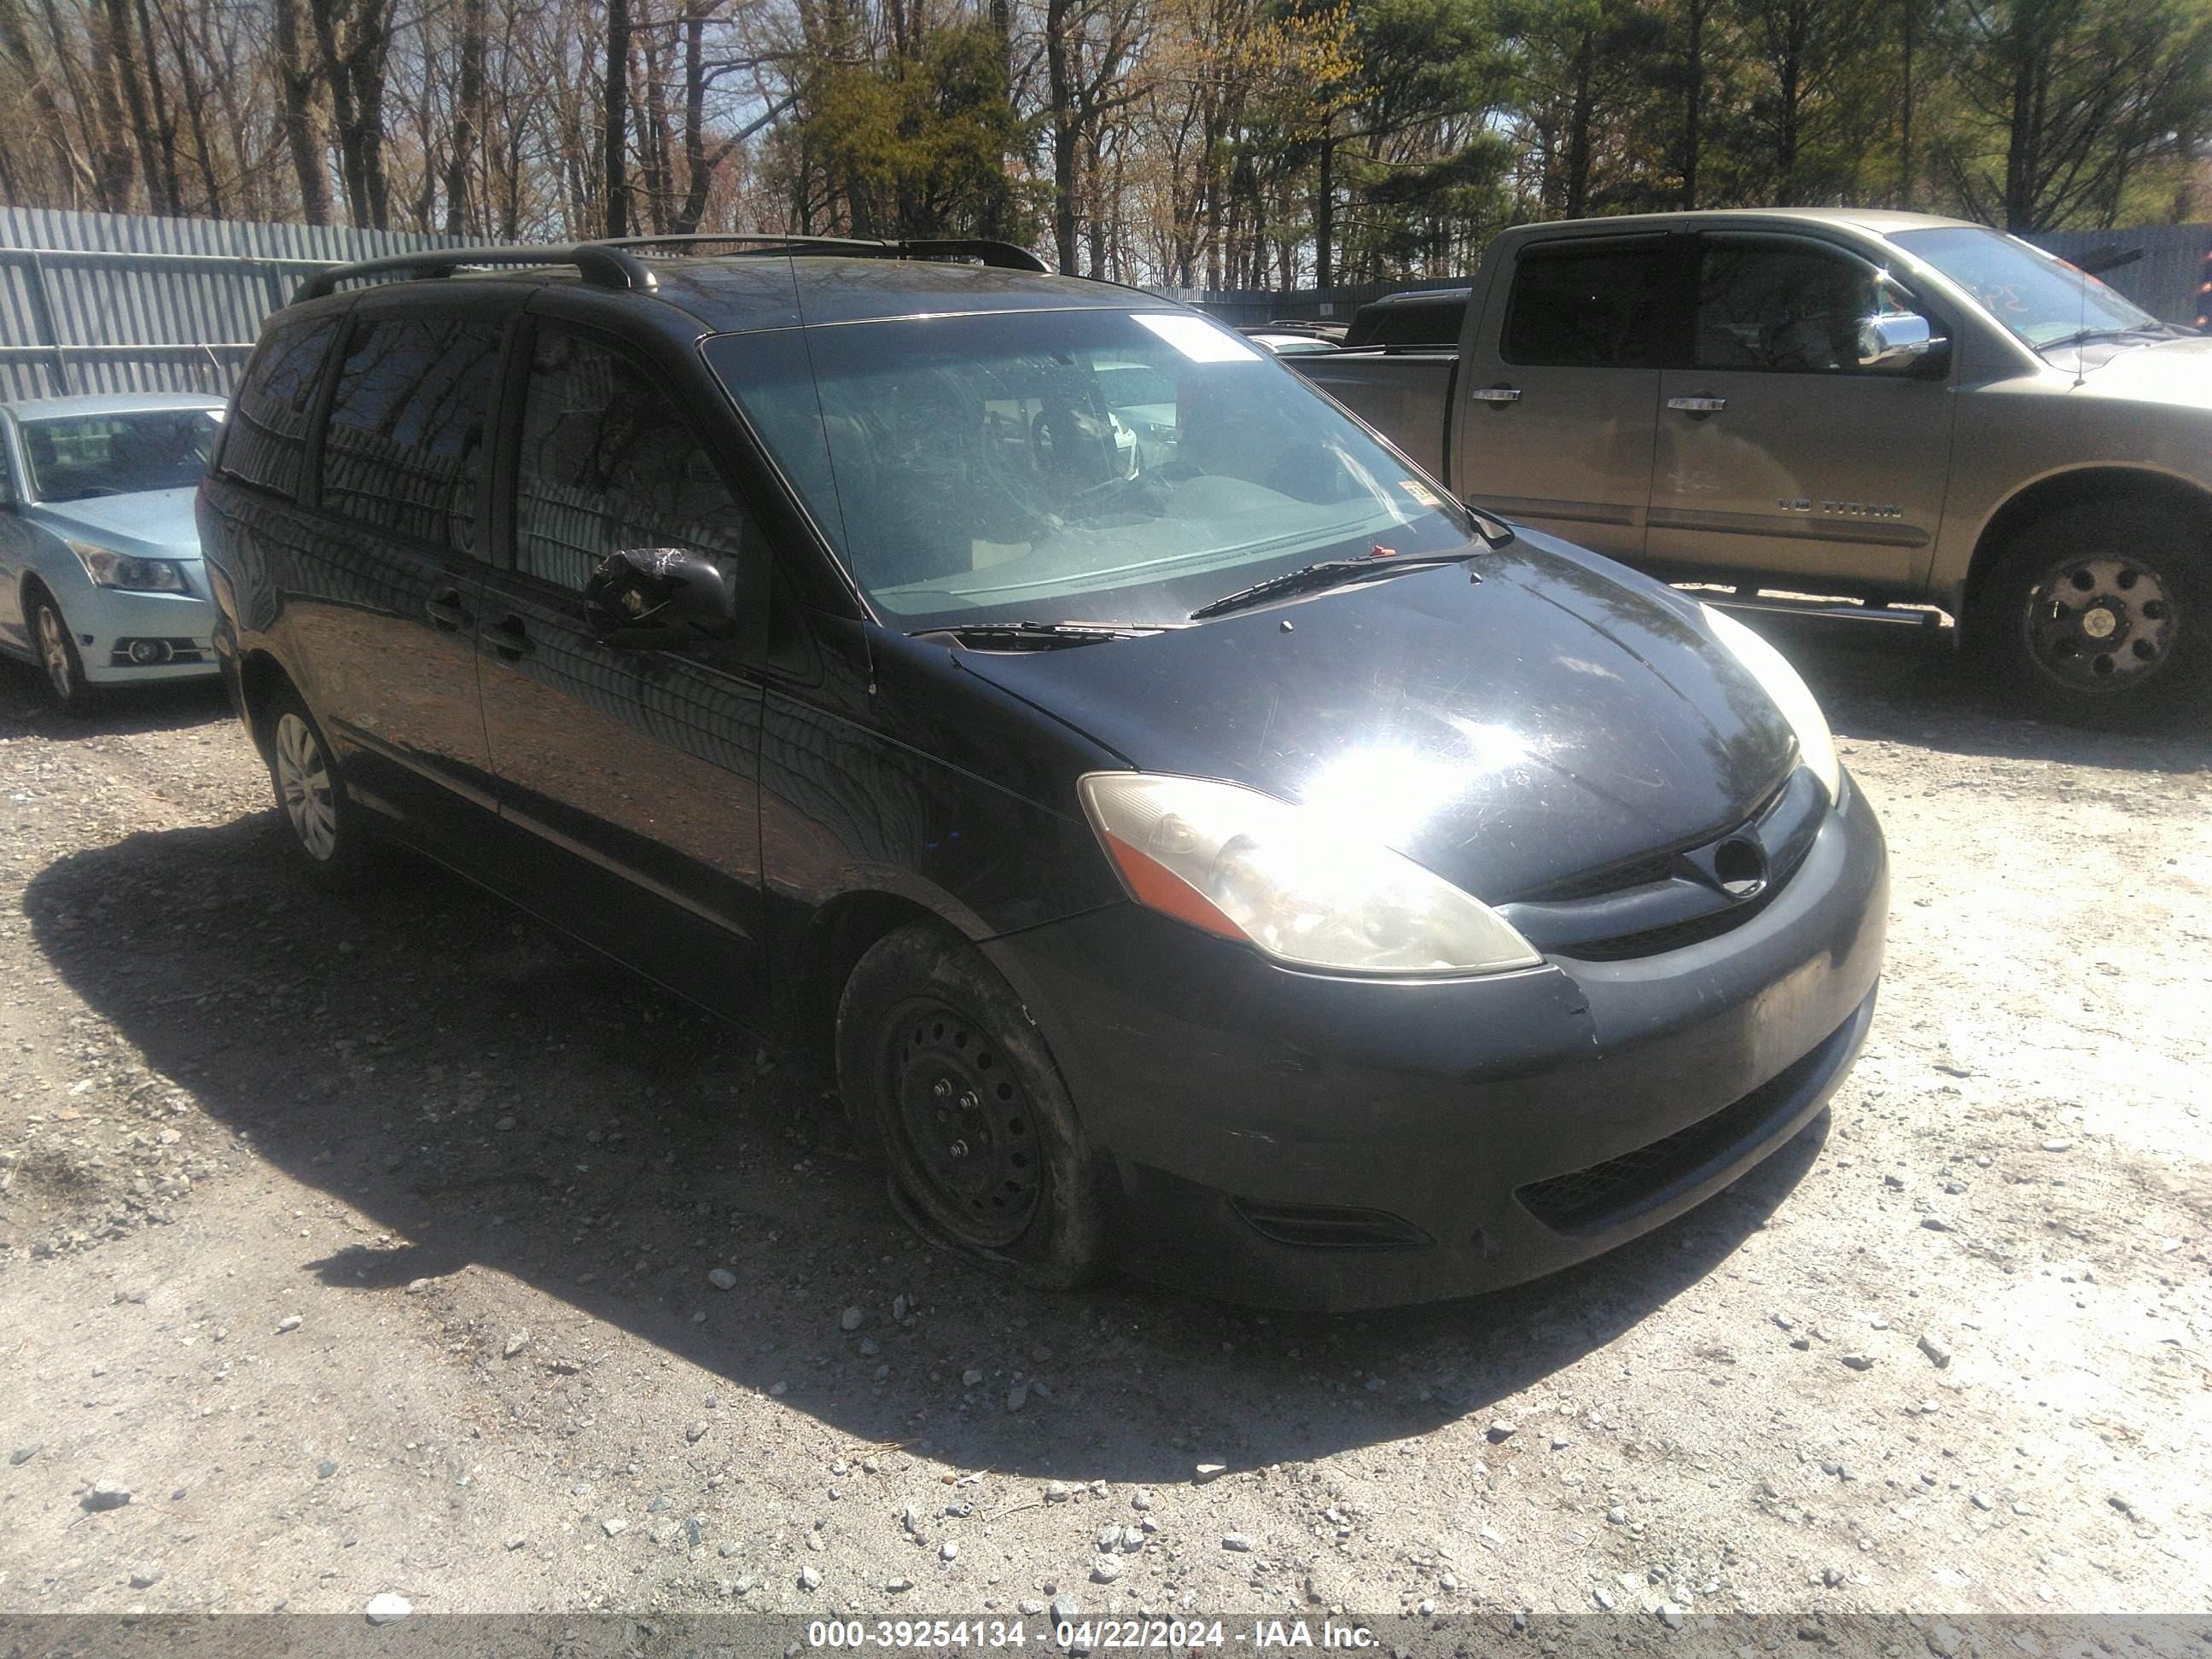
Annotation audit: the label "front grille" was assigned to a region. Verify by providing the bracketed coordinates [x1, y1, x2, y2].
[1515, 1017, 1845, 1235]
[1232, 1199, 1433, 1250]
[1520, 850, 1678, 904]
[1551, 885, 1780, 961]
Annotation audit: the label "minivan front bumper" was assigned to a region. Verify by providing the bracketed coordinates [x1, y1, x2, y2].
[989, 770, 1887, 1310]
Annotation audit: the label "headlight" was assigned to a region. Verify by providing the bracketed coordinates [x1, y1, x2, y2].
[1701, 604, 1842, 801]
[1078, 772, 1541, 976]
[67, 541, 189, 594]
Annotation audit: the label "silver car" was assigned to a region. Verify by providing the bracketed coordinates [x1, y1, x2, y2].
[0, 393, 225, 706]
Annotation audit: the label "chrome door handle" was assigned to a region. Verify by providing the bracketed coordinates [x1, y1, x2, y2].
[1666, 395, 1726, 414]
[1470, 385, 1522, 405]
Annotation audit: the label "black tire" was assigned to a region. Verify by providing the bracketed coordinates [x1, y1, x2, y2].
[1968, 498, 2210, 726]
[24, 585, 92, 709]
[260, 683, 375, 892]
[835, 920, 1103, 1289]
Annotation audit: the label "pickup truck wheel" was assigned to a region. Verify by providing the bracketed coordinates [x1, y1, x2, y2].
[1972, 500, 2209, 725]
[836, 920, 1104, 1290]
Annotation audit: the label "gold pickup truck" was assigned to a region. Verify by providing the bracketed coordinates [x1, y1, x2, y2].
[1289, 208, 2210, 723]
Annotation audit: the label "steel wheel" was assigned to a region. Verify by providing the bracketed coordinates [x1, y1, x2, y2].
[884, 996, 1044, 1249]
[2021, 553, 2180, 695]
[33, 597, 79, 701]
[273, 710, 339, 862]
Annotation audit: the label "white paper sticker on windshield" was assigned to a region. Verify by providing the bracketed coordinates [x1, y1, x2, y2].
[1133, 312, 1263, 363]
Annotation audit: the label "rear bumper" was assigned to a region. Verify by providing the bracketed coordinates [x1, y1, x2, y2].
[989, 768, 1888, 1310]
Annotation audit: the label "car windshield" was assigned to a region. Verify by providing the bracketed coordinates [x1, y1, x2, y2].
[17, 409, 222, 503]
[706, 308, 1475, 632]
[1890, 225, 2166, 351]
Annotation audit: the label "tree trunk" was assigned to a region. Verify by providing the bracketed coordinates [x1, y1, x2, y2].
[272, 0, 329, 224]
[1314, 134, 1334, 290]
[1680, 0, 1704, 208]
[443, 0, 486, 234]
[1045, 0, 1078, 271]
[1564, 30, 1595, 219]
[81, 0, 137, 209]
[603, 0, 631, 236]
[0, 0, 86, 201]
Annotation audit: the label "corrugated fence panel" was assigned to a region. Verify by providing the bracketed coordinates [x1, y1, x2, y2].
[2022, 225, 2210, 327]
[1191, 224, 2212, 330]
[0, 207, 465, 402]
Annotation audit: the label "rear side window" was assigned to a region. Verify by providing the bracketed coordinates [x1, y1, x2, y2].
[1501, 242, 1667, 368]
[221, 316, 337, 498]
[513, 327, 760, 592]
[1348, 295, 1466, 349]
[318, 314, 504, 552]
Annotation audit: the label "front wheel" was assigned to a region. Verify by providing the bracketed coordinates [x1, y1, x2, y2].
[835, 921, 1103, 1289]
[1970, 499, 2209, 725]
[26, 587, 90, 708]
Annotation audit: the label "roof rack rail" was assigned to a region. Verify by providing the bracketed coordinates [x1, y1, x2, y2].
[292, 242, 658, 304]
[597, 232, 1050, 273]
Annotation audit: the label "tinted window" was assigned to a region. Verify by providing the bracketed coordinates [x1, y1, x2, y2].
[1501, 244, 1665, 368]
[318, 315, 503, 550]
[222, 316, 336, 498]
[1693, 240, 1920, 373]
[1349, 294, 1467, 349]
[513, 329, 760, 592]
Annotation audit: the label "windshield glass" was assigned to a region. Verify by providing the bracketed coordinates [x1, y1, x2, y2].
[706, 309, 1475, 631]
[18, 409, 221, 503]
[1891, 225, 2164, 350]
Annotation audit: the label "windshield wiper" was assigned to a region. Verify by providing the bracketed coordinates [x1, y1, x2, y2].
[2040, 324, 2178, 352]
[1189, 547, 1486, 622]
[917, 620, 1177, 651]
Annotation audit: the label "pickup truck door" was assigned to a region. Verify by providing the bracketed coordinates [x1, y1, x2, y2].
[1645, 231, 1956, 591]
[1450, 233, 1671, 564]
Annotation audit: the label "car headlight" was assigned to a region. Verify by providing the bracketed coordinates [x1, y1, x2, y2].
[67, 541, 189, 594]
[1701, 604, 1842, 802]
[1078, 771, 1541, 975]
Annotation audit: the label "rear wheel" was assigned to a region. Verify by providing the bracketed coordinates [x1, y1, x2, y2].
[1970, 499, 2209, 725]
[26, 587, 90, 708]
[836, 920, 1103, 1289]
[263, 684, 374, 891]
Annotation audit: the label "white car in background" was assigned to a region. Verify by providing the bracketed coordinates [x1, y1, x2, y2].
[0, 393, 226, 707]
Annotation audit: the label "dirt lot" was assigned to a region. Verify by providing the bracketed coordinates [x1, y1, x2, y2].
[0, 623, 2206, 1627]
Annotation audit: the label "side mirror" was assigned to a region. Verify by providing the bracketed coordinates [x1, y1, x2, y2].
[583, 547, 737, 649]
[1857, 311, 1947, 373]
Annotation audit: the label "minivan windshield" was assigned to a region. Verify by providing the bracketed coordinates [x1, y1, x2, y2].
[1890, 224, 2168, 352]
[706, 309, 1476, 632]
[18, 408, 222, 504]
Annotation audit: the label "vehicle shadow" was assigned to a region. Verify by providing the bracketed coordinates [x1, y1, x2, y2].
[1747, 614, 2212, 776]
[0, 661, 236, 741]
[24, 812, 1826, 1483]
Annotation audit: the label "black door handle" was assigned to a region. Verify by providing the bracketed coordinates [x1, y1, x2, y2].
[424, 590, 472, 632]
[486, 614, 533, 661]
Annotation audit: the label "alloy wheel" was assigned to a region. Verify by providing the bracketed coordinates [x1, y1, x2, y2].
[273, 711, 340, 862]
[886, 998, 1044, 1249]
[2023, 553, 2180, 695]
[35, 602, 75, 700]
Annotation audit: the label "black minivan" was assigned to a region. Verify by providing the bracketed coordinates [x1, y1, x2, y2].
[199, 237, 1887, 1311]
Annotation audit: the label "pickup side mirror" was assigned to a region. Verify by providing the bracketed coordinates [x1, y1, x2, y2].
[583, 547, 737, 649]
[1857, 311, 1948, 374]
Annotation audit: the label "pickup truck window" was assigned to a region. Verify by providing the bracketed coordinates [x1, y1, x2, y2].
[1501, 242, 1666, 369]
[706, 308, 1476, 631]
[1889, 224, 2164, 352]
[1692, 240, 1921, 375]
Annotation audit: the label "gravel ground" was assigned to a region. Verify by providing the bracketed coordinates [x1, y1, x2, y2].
[0, 623, 2206, 1627]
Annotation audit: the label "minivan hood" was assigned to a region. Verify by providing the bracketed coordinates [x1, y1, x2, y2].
[2071, 334, 2212, 407]
[952, 535, 1798, 902]
[24, 486, 202, 561]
